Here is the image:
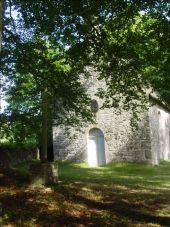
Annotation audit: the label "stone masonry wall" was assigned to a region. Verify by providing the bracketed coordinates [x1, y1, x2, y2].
[53, 69, 154, 164]
[149, 105, 170, 165]
[0, 146, 37, 169]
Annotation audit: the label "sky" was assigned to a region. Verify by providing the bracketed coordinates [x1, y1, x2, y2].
[1, 99, 7, 112]
[0, 98, 7, 113]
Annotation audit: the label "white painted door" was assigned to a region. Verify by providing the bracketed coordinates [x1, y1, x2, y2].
[87, 128, 106, 167]
[87, 137, 98, 167]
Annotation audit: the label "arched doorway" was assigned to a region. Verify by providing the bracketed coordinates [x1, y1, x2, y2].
[87, 128, 106, 167]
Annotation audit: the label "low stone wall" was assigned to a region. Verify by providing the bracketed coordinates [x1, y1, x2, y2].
[0, 146, 37, 169]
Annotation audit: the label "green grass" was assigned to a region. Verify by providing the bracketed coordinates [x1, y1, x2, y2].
[58, 161, 170, 187]
[13, 160, 170, 186]
[1, 160, 170, 226]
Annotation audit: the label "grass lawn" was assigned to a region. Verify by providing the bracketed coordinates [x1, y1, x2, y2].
[0, 161, 170, 226]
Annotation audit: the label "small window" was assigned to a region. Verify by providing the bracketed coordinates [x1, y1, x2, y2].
[91, 99, 99, 113]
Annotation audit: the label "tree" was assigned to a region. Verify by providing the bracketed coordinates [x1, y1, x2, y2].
[1, 0, 170, 161]
[141, 14, 170, 105]
[0, 0, 4, 114]
[94, 10, 170, 109]
[10, 0, 169, 106]
[1, 37, 93, 160]
[0, 0, 4, 52]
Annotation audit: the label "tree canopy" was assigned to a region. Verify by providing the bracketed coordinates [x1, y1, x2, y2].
[2, 0, 170, 103]
[0, 0, 170, 159]
[1, 36, 93, 158]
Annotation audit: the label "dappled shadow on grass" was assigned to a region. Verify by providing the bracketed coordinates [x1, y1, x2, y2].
[53, 182, 170, 226]
[0, 180, 110, 226]
[0, 161, 170, 226]
[0, 168, 29, 188]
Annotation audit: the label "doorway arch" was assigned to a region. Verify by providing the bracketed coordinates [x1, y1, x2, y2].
[87, 128, 106, 167]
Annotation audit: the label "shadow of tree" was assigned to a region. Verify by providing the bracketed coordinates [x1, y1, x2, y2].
[0, 184, 111, 226]
[53, 182, 170, 226]
[0, 168, 29, 187]
[0, 162, 170, 226]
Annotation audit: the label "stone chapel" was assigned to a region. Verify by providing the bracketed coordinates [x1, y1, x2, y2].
[53, 69, 170, 166]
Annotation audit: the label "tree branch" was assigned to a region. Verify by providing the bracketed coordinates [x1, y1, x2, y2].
[9, 0, 17, 33]
[4, 27, 20, 43]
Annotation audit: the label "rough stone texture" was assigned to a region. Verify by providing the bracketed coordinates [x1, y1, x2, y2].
[29, 162, 58, 186]
[0, 147, 37, 169]
[53, 70, 170, 165]
[149, 105, 170, 165]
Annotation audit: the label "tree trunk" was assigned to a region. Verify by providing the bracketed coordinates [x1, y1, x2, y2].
[47, 117, 54, 162]
[41, 87, 48, 162]
[0, 0, 4, 114]
[0, 0, 4, 53]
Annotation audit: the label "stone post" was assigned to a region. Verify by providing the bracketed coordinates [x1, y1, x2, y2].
[29, 162, 58, 186]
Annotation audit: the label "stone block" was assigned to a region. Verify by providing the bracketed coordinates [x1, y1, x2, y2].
[29, 162, 58, 186]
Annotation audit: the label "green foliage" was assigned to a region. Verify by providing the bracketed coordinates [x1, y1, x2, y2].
[96, 11, 170, 108]
[0, 140, 36, 154]
[0, 113, 39, 145]
[1, 0, 170, 146]
[1, 36, 93, 146]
